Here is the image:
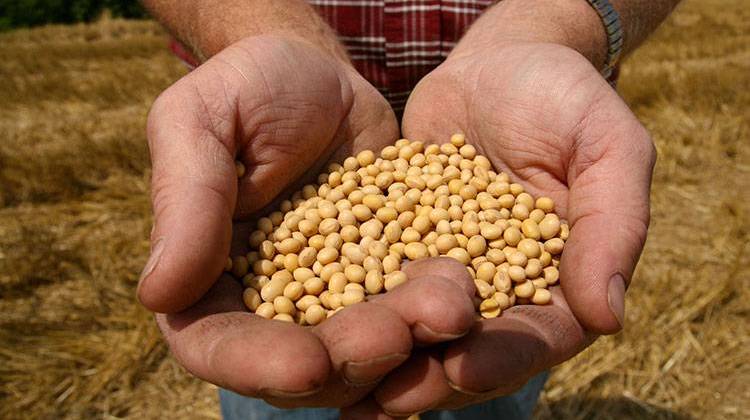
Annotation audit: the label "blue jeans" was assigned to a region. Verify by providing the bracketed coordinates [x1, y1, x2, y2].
[220, 371, 548, 420]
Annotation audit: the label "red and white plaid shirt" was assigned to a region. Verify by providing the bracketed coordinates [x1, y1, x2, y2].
[308, 0, 496, 113]
[171, 1, 617, 113]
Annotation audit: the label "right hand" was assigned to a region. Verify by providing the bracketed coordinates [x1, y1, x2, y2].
[137, 36, 477, 409]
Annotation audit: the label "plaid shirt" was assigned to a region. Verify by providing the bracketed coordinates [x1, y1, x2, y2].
[308, 0, 496, 113]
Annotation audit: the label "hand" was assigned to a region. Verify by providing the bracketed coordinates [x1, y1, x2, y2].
[137, 35, 479, 409]
[139, 34, 399, 312]
[345, 42, 656, 416]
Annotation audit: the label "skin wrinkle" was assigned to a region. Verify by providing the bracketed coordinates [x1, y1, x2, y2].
[461, 52, 570, 179]
[232, 41, 278, 149]
[554, 62, 606, 139]
[340, 92, 391, 153]
[241, 46, 346, 153]
[375, 351, 447, 412]
[148, 171, 233, 237]
[567, 200, 650, 246]
[189, 74, 236, 152]
[446, 322, 548, 394]
[438, 378, 531, 411]
[506, 304, 586, 362]
[212, 59, 250, 153]
[567, 142, 611, 188]
[555, 96, 610, 178]
[154, 170, 235, 223]
[566, 114, 614, 181]
[163, 315, 238, 380]
[160, 288, 245, 333]
[478, 130, 568, 202]
[568, 167, 651, 223]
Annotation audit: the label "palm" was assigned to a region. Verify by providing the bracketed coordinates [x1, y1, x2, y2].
[404, 43, 615, 217]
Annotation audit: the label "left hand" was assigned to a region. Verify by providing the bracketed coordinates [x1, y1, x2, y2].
[343, 42, 656, 417]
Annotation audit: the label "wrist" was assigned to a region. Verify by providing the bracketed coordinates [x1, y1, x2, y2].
[447, 0, 607, 70]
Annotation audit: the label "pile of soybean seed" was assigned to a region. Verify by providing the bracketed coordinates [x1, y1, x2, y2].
[226, 135, 567, 325]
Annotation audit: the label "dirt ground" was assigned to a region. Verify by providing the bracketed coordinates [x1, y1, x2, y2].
[0, 0, 748, 418]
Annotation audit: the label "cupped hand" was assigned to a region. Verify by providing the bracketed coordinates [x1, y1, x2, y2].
[139, 35, 398, 313]
[137, 35, 480, 409]
[345, 43, 656, 416]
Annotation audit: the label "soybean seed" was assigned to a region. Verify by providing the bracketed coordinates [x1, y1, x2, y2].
[305, 304, 327, 325]
[384, 271, 408, 291]
[480, 298, 501, 319]
[235, 134, 566, 324]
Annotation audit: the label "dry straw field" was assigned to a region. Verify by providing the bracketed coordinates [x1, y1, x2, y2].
[0, 0, 748, 418]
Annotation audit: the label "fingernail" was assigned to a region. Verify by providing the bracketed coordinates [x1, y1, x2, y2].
[412, 321, 468, 342]
[382, 408, 419, 418]
[260, 386, 322, 398]
[342, 353, 409, 386]
[608, 273, 626, 328]
[446, 379, 483, 395]
[138, 237, 165, 287]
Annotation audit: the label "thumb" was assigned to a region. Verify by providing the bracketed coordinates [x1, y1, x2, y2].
[561, 95, 656, 334]
[137, 74, 237, 314]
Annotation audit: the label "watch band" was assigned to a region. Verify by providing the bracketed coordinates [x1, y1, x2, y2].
[585, 0, 624, 79]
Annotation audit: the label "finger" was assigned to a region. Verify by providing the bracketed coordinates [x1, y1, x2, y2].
[156, 276, 331, 398]
[375, 257, 477, 344]
[374, 350, 454, 417]
[313, 303, 412, 387]
[341, 396, 398, 420]
[563, 92, 656, 334]
[442, 288, 590, 394]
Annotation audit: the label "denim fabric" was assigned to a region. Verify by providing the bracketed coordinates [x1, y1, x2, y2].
[220, 371, 548, 420]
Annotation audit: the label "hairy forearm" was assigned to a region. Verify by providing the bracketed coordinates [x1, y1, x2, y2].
[451, 0, 683, 69]
[141, 0, 349, 63]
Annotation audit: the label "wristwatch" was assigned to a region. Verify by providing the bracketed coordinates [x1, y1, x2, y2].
[585, 0, 624, 79]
